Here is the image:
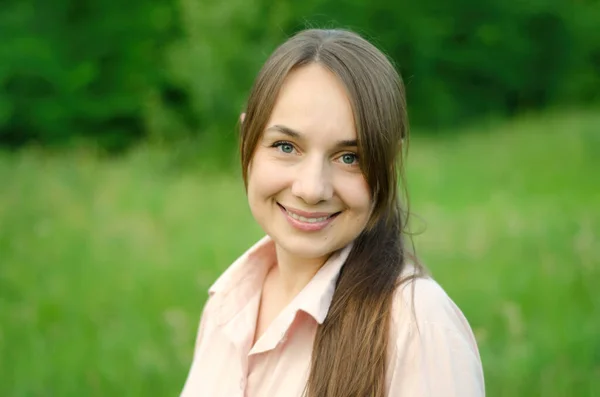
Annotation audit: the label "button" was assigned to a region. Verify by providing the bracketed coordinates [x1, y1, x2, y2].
[239, 378, 246, 390]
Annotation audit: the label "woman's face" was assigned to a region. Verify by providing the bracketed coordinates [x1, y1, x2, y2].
[247, 63, 372, 263]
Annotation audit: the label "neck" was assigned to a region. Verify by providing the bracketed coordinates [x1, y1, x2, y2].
[271, 245, 330, 300]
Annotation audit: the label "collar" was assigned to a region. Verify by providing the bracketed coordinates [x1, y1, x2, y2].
[208, 235, 353, 327]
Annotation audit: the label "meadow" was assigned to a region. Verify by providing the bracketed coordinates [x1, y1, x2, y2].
[1, 109, 598, 396]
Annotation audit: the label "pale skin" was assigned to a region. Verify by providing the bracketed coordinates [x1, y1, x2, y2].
[242, 113, 311, 343]
[243, 64, 373, 344]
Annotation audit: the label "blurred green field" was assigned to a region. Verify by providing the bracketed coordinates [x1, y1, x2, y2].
[1, 109, 599, 396]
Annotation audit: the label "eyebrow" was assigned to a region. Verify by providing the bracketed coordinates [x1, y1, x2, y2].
[265, 124, 358, 148]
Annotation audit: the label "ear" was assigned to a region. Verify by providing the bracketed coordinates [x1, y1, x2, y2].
[240, 112, 246, 123]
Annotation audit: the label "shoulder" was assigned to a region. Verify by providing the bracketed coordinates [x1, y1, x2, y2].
[390, 275, 481, 356]
[392, 275, 475, 336]
[386, 275, 485, 395]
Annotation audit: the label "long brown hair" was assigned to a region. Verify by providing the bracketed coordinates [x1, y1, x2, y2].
[240, 28, 423, 397]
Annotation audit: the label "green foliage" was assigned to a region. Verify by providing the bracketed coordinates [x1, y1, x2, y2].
[293, 0, 600, 126]
[0, 0, 599, 151]
[1, 109, 599, 396]
[0, 0, 178, 151]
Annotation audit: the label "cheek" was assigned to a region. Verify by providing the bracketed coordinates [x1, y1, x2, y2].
[247, 152, 288, 200]
[339, 176, 372, 216]
[246, 175, 269, 225]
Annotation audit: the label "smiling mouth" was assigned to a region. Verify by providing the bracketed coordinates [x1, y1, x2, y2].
[277, 203, 341, 223]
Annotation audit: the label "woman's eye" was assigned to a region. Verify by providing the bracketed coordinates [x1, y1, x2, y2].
[273, 142, 295, 154]
[341, 153, 358, 165]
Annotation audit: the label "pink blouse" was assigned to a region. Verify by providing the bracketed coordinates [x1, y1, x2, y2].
[181, 236, 485, 396]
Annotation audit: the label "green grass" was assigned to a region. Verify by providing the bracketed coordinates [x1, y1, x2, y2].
[1, 109, 598, 396]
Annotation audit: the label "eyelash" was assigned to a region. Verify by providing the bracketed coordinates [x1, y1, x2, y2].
[271, 141, 359, 165]
[272, 141, 297, 154]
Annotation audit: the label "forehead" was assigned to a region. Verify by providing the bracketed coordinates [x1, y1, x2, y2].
[266, 63, 357, 143]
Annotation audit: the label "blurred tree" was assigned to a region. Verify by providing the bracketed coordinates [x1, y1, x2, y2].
[288, 0, 600, 127]
[0, 0, 180, 151]
[0, 0, 598, 151]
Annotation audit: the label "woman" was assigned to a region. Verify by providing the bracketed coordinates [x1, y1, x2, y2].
[181, 28, 485, 397]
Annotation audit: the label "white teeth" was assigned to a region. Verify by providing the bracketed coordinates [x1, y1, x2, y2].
[286, 210, 330, 223]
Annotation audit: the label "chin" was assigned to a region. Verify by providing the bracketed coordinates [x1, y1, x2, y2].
[275, 232, 344, 259]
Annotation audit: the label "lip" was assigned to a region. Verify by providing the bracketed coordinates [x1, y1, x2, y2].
[277, 203, 340, 232]
[279, 204, 337, 218]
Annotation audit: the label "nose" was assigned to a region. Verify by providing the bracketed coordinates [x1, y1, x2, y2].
[291, 156, 333, 205]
